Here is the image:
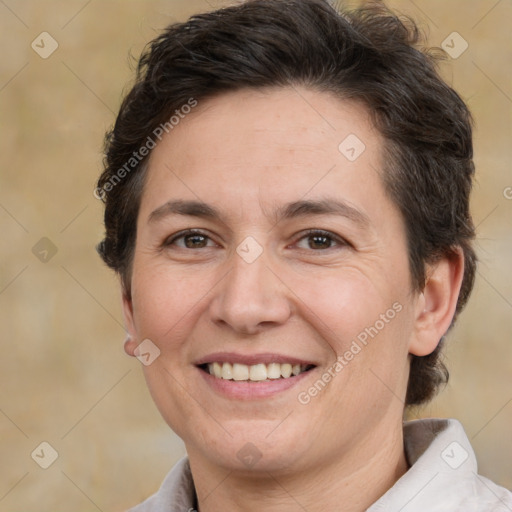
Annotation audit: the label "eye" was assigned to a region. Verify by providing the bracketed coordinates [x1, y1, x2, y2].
[294, 229, 348, 250]
[164, 229, 217, 249]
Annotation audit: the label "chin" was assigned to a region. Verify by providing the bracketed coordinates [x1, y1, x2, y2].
[209, 443, 306, 475]
[186, 419, 311, 474]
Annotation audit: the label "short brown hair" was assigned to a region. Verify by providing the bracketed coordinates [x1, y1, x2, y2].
[97, 0, 476, 406]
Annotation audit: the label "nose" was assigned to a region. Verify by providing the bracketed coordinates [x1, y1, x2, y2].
[209, 249, 292, 335]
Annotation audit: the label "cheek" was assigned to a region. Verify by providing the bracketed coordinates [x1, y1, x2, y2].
[130, 262, 213, 342]
[129, 265, 212, 436]
[294, 267, 397, 342]
[298, 268, 412, 388]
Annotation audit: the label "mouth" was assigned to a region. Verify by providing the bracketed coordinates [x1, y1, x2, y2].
[198, 362, 316, 382]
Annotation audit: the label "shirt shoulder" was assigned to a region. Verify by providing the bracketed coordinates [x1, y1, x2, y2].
[127, 457, 196, 512]
[368, 418, 512, 512]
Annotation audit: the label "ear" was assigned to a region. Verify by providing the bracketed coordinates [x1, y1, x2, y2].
[409, 248, 464, 357]
[121, 285, 139, 357]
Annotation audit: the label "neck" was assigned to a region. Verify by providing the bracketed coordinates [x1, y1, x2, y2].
[188, 420, 408, 512]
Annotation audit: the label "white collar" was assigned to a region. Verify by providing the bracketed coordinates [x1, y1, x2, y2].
[129, 418, 512, 511]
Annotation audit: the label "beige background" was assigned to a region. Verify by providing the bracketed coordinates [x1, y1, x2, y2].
[1, 0, 511, 510]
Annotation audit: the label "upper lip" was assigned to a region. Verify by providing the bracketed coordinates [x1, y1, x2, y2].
[194, 352, 318, 367]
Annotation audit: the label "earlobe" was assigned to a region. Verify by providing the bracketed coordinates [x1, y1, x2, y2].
[409, 248, 465, 357]
[121, 287, 139, 357]
[124, 335, 138, 357]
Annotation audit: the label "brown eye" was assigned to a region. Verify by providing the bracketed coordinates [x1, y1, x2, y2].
[183, 234, 208, 248]
[308, 234, 332, 249]
[294, 230, 347, 251]
[165, 230, 216, 249]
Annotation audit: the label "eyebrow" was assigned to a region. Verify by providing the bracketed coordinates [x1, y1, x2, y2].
[149, 200, 219, 223]
[278, 198, 370, 227]
[148, 198, 371, 228]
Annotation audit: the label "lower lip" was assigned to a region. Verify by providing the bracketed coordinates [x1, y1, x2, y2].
[197, 367, 315, 400]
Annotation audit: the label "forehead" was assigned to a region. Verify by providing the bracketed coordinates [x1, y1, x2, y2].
[140, 87, 394, 227]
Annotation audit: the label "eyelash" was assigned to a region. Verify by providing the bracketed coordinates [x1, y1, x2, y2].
[163, 228, 349, 251]
[291, 229, 349, 251]
[164, 229, 217, 249]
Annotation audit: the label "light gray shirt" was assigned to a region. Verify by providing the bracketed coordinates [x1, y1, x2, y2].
[129, 418, 512, 511]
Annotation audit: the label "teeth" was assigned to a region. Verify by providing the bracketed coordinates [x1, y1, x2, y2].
[249, 363, 267, 381]
[267, 363, 281, 379]
[213, 362, 222, 378]
[221, 362, 233, 380]
[206, 362, 311, 381]
[280, 363, 292, 378]
[232, 363, 249, 381]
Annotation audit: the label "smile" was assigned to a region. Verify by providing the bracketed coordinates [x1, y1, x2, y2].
[203, 362, 315, 381]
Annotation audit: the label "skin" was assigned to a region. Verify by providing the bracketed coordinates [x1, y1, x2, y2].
[122, 87, 464, 512]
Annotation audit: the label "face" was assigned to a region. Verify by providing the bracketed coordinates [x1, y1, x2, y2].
[123, 87, 424, 475]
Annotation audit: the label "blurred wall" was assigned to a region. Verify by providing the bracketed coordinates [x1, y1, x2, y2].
[1, 0, 510, 510]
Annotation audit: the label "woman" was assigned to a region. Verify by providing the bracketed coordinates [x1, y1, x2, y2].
[96, 0, 512, 510]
